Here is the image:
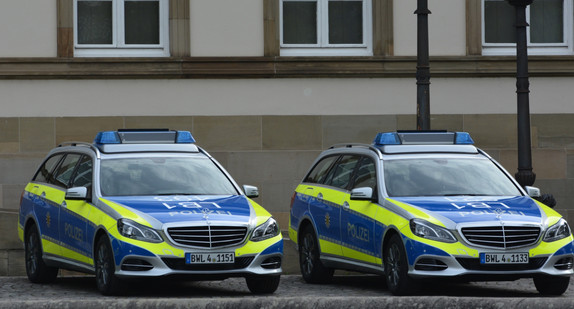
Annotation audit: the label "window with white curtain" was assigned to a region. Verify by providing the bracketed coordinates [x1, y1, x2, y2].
[280, 0, 373, 56]
[74, 0, 169, 57]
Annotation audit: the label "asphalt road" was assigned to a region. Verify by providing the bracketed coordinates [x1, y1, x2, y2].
[1, 274, 573, 308]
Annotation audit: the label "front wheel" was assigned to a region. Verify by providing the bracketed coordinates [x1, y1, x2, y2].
[25, 225, 58, 283]
[95, 236, 123, 296]
[245, 275, 280, 294]
[299, 225, 334, 283]
[384, 234, 418, 295]
[533, 275, 570, 296]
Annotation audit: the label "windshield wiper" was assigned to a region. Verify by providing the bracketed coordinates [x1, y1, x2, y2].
[442, 193, 482, 196]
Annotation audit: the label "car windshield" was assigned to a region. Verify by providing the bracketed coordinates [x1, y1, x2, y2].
[384, 157, 522, 197]
[99, 156, 238, 196]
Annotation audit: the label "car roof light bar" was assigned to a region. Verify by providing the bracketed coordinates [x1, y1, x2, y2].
[94, 129, 196, 145]
[373, 131, 474, 146]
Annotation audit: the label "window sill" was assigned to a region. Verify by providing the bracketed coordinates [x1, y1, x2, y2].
[2, 55, 574, 79]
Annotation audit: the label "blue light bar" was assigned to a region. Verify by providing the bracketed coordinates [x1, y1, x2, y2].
[454, 132, 474, 145]
[94, 130, 196, 144]
[94, 131, 121, 144]
[176, 131, 196, 143]
[373, 133, 401, 146]
[373, 131, 475, 146]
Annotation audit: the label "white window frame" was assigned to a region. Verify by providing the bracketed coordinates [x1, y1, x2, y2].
[280, 0, 373, 56]
[74, 0, 169, 57]
[482, 0, 574, 55]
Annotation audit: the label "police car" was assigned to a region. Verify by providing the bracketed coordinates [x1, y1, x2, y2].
[289, 131, 574, 295]
[18, 129, 282, 295]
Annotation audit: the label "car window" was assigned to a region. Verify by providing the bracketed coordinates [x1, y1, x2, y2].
[70, 156, 93, 188]
[324, 155, 361, 190]
[99, 156, 238, 196]
[33, 154, 64, 183]
[53, 154, 82, 188]
[304, 155, 339, 184]
[352, 157, 376, 190]
[384, 157, 522, 197]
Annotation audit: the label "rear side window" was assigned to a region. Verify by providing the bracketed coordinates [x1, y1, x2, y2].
[304, 156, 339, 184]
[33, 155, 64, 183]
[324, 155, 361, 190]
[53, 154, 82, 188]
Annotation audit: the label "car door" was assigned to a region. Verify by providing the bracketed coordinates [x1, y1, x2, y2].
[317, 155, 362, 258]
[300, 155, 343, 257]
[340, 156, 377, 264]
[61, 155, 94, 263]
[51, 153, 90, 263]
[29, 154, 65, 257]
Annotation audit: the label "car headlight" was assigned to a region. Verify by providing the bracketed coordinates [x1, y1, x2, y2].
[250, 218, 280, 242]
[410, 219, 457, 243]
[117, 219, 163, 243]
[543, 218, 571, 242]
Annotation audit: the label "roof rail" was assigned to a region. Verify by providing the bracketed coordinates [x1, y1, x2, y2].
[57, 142, 101, 159]
[328, 143, 383, 159]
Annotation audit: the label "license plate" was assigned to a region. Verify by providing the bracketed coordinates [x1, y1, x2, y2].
[480, 252, 529, 264]
[185, 252, 235, 264]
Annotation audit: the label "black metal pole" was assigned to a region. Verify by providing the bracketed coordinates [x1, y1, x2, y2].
[415, 0, 431, 131]
[508, 0, 536, 187]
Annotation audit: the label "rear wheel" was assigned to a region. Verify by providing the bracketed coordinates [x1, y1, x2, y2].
[246, 275, 281, 294]
[25, 225, 58, 283]
[533, 275, 570, 296]
[299, 225, 334, 283]
[384, 234, 418, 295]
[95, 236, 123, 296]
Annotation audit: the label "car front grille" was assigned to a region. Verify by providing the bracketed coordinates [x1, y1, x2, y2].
[167, 225, 248, 248]
[461, 226, 541, 249]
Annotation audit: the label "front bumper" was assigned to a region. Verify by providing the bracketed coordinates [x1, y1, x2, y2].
[112, 236, 283, 279]
[405, 238, 574, 280]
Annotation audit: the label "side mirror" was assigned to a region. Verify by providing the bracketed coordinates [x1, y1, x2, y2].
[350, 187, 373, 201]
[243, 185, 259, 198]
[524, 186, 541, 198]
[66, 187, 88, 200]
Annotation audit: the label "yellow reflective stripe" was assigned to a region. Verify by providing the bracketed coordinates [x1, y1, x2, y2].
[530, 236, 574, 257]
[249, 199, 271, 226]
[289, 226, 298, 245]
[386, 198, 445, 227]
[235, 234, 282, 257]
[99, 198, 151, 227]
[341, 246, 376, 264]
[535, 200, 561, 227]
[41, 238, 61, 257]
[59, 245, 93, 265]
[319, 238, 343, 256]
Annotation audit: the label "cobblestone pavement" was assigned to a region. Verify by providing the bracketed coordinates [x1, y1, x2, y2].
[1, 275, 573, 308]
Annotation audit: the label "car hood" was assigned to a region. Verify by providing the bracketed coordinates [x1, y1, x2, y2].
[391, 196, 544, 225]
[105, 195, 252, 225]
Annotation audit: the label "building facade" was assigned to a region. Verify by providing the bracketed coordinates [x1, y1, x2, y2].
[1, 0, 574, 275]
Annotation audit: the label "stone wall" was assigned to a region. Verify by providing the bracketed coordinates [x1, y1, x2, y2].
[2, 114, 573, 276]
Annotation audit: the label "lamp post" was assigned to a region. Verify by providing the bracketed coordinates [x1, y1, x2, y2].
[507, 0, 535, 187]
[416, 0, 431, 131]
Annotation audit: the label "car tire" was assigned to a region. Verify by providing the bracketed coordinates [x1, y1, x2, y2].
[25, 225, 58, 283]
[245, 275, 281, 294]
[299, 225, 334, 283]
[384, 234, 418, 295]
[533, 275, 570, 296]
[95, 236, 123, 296]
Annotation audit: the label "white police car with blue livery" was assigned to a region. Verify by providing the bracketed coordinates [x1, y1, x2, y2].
[289, 131, 574, 295]
[18, 129, 282, 295]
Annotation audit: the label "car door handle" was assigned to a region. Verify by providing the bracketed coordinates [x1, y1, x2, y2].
[343, 201, 350, 210]
[61, 201, 67, 208]
[317, 193, 323, 201]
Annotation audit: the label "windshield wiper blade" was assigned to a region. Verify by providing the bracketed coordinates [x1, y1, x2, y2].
[442, 193, 482, 196]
